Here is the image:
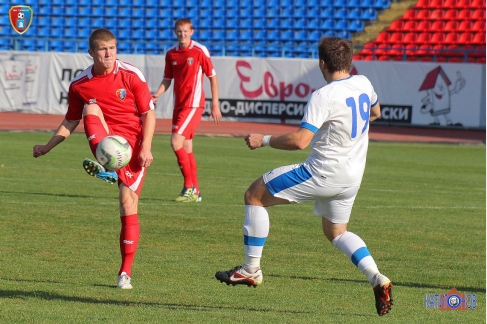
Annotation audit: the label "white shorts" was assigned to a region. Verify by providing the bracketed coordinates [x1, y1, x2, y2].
[263, 163, 360, 224]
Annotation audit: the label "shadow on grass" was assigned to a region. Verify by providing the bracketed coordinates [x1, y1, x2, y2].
[0, 288, 313, 314]
[268, 274, 486, 293]
[0, 190, 188, 203]
[0, 190, 108, 199]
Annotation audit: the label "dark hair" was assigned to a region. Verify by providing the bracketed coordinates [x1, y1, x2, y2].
[318, 37, 353, 73]
[174, 18, 194, 30]
[89, 28, 116, 51]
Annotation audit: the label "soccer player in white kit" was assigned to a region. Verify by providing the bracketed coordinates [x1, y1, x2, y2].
[215, 36, 393, 316]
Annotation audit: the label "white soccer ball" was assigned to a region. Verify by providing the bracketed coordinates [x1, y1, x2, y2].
[18, 12, 24, 19]
[95, 135, 132, 171]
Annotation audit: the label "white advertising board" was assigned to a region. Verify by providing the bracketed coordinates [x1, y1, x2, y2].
[0, 51, 484, 128]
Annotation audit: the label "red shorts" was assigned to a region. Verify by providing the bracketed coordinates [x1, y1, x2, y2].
[172, 107, 204, 139]
[116, 142, 146, 197]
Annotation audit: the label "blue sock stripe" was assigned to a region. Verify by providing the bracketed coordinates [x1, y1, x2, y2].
[244, 235, 267, 246]
[351, 246, 371, 267]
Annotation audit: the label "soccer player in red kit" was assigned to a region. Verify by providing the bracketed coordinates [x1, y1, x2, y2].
[152, 18, 222, 203]
[33, 28, 156, 289]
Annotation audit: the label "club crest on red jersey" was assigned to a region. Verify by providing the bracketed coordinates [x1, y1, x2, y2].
[116, 89, 127, 101]
[187, 57, 194, 65]
[9, 6, 33, 35]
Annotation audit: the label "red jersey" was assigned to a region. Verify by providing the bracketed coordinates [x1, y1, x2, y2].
[66, 60, 154, 145]
[163, 40, 216, 110]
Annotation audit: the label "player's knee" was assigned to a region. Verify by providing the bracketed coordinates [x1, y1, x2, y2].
[322, 217, 347, 242]
[244, 177, 269, 205]
[171, 141, 184, 151]
[323, 231, 337, 243]
[120, 202, 137, 216]
[244, 187, 263, 205]
[244, 187, 255, 205]
[171, 134, 186, 150]
[119, 192, 138, 215]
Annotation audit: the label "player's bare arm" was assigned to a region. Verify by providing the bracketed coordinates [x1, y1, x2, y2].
[138, 110, 156, 168]
[369, 103, 381, 122]
[33, 118, 80, 158]
[245, 127, 314, 151]
[209, 75, 221, 124]
[152, 79, 172, 104]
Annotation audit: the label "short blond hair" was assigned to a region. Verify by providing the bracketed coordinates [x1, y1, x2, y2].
[89, 28, 116, 51]
[174, 18, 193, 31]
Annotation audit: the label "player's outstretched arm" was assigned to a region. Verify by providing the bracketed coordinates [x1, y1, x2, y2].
[33, 118, 80, 158]
[245, 128, 314, 151]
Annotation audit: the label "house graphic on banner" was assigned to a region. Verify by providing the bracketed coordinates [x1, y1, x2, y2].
[419, 66, 465, 127]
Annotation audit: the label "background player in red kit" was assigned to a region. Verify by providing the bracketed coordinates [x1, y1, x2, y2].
[152, 18, 221, 203]
[33, 28, 156, 289]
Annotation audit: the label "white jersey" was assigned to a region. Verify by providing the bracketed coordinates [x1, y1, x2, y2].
[301, 75, 378, 187]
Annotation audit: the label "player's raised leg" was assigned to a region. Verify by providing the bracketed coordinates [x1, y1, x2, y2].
[82, 105, 118, 184]
[83, 158, 118, 184]
[83, 104, 109, 155]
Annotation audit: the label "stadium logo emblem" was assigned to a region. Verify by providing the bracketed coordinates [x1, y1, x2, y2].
[446, 294, 461, 309]
[116, 89, 127, 101]
[9, 6, 33, 35]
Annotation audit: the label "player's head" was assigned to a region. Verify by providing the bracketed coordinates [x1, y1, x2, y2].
[88, 28, 117, 74]
[174, 18, 194, 47]
[174, 18, 193, 31]
[318, 37, 353, 74]
[89, 28, 116, 51]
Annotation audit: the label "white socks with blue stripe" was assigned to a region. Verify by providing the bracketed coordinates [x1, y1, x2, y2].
[243, 205, 269, 273]
[332, 231, 379, 285]
[241, 208, 380, 282]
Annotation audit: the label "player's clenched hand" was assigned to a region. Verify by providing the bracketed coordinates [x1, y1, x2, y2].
[244, 134, 264, 150]
[151, 94, 159, 104]
[33, 145, 49, 158]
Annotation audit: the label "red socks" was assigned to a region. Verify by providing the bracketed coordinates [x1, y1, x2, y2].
[188, 152, 199, 194]
[174, 148, 199, 193]
[174, 148, 193, 189]
[118, 214, 140, 277]
[83, 115, 107, 156]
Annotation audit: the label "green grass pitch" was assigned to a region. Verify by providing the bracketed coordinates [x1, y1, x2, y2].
[0, 132, 484, 323]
